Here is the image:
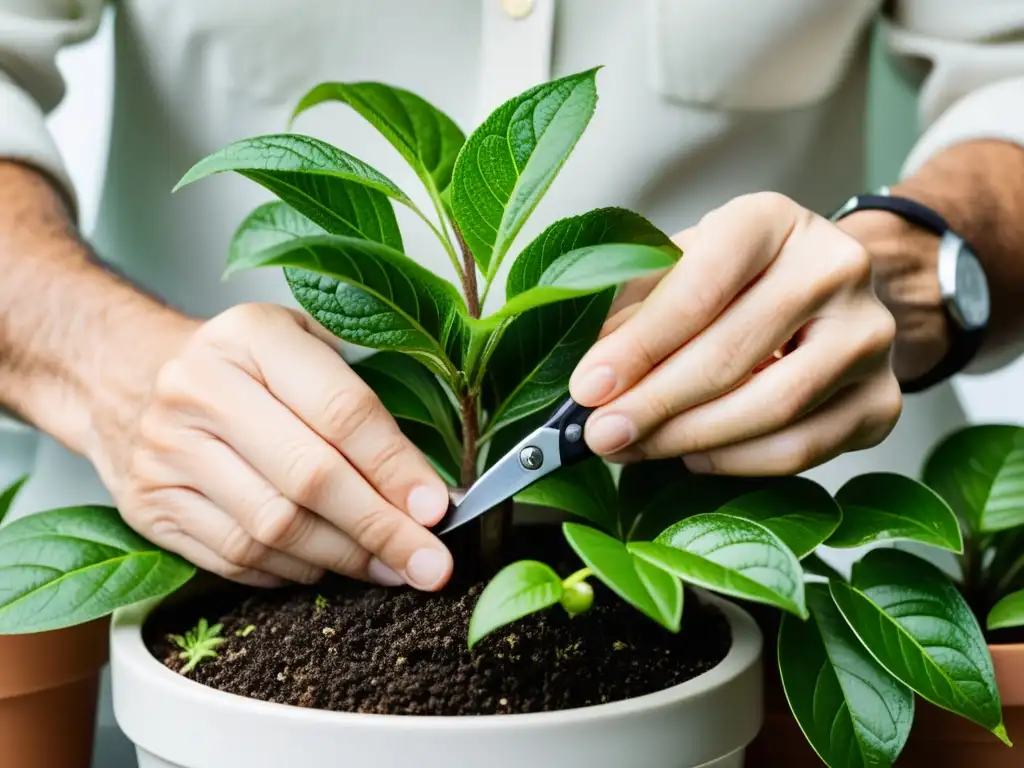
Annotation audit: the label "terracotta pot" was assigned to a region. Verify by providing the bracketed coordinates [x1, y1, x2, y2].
[0, 620, 110, 768]
[745, 642, 1024, 767]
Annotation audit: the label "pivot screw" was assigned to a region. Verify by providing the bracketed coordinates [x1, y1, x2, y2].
[520, 446, 544, 470]
[564, 423, 583, 443]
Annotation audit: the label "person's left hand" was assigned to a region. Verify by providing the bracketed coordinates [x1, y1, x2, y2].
[569, 192, 902, 476]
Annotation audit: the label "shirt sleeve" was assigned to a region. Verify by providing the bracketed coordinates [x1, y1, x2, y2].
[0, 0, 105, 215]
[886, 0, 1024, 177]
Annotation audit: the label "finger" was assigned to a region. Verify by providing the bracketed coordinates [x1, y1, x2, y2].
[636, 305, 896, 458]
[139, 496, 289, 588]
[197, 362, 452, 590]
[255, 311, 449, 527]
[571, 194, 802, 407]
[603, 227, 696, 321]
[182, 433, 405, 586]
[682, 370, 902, 476]
[592, 228, 877, 455]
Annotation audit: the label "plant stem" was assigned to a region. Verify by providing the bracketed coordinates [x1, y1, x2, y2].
[562, 567, 593, 589]
[459, 394, 478, 488]
[453, 225, 481, 318]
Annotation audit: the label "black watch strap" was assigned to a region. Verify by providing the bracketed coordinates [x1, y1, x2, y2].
[833, 193, 986, 394]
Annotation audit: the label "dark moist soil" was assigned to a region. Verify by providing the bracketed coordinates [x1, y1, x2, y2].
[146, 529, 731, 716]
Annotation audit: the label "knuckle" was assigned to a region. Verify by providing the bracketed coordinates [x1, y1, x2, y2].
[321, 386, 381, 443]
[330, 547, 372, 580]
[152, 358, 198, 406]
[776, 437, 816, 475]
[862, 375, 903, 446]
[220, 525, 266, 568]
[349, 506, 404, 554]
[829, 237, 872, 287]
[859, 306, 897, 358]
[365, 437, 413, 491]
[280, 443, 334, 506]
[697, 342, 747, 395]
[250, 495, 308, 548]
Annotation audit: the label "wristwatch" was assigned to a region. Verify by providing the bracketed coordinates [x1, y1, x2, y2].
[832, 188, 990, 394]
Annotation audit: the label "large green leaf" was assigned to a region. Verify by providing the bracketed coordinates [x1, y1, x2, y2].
[563, 522, 682, 631]
[483, 209, 676, 432]
[400, 422, 459, 486]
[489, 243, 678, 320]
[224, 233, 471, 379]
[0, 475, 27, 526]
[988, 589, 1024, 631]
[230, 201, 325, 263]
[712, 478, 840, 558]
[451, 68, 599, 277]
[468, 560, 563, 648]
[175, 134, 408, 249]
[923, 425, 1024, 534]
[779, 584, 914, 767]
[353, 352, 461, 467]
[631, 513, 807, 617]
[292, 81, 465, 195]
[831, 549, 1008, 743]
[514, 458, 620, 537]
[0, 507, 195, 633]
[830, 473, 963, 552]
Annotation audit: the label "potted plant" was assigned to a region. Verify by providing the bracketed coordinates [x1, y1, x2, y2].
[0, 477, 116, 768]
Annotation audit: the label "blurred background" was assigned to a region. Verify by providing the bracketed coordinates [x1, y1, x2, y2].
[25, 8, 1024, 766]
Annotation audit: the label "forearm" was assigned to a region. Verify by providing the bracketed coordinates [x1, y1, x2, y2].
[0, 161, 195, 468]
[838, 139, 1024, 381]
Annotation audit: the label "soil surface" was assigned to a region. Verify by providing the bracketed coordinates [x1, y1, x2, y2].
[147, 530, 731, 716]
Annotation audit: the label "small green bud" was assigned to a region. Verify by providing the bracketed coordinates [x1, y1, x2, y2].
[559, 580, 594, 617]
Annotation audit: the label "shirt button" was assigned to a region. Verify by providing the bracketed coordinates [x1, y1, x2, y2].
[501, 0, 534, 20]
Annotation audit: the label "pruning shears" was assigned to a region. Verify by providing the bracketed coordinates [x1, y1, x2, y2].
[436, 396, 594, 535]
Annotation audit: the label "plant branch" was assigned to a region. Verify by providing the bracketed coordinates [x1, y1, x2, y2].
[453, 224, 481, 318]
[459, 394, 478, 488]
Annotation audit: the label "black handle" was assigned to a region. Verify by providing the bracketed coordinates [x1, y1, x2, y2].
[542, 396, 594, 468]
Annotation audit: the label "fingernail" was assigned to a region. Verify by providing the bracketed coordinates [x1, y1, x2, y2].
[571, 364, 618, 405]
[368, 557, 406, 587]
[404, 548, 450, 590]
[407, 485, 449, 526]
[684, 454, 713, 473]
[586, 414, 637, 454]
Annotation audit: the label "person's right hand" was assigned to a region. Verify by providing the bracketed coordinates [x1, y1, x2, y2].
[103, 303, 454, 591]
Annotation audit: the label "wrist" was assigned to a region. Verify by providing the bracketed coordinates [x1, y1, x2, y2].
[835, 208, 950, 382]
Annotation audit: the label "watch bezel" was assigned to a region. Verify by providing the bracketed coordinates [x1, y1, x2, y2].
[938, 231, 990, 332]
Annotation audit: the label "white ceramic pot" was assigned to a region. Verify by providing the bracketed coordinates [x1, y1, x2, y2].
[111, 594, 763, 768]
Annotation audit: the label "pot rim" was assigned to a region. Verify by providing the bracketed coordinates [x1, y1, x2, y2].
[111, 590, 761, 729]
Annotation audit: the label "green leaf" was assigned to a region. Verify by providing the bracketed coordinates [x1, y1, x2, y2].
[923, 425, 1024, 534]
[483, 208, 676, 432]
[830, 473, 963, 552]
[353, 352, 461, 466]
[225, 233, 470, 379]
[802, 552, 845, 583]
[0, 475, 27, 526]
[514, 457, 620, 537]
[229, 201, 325, 263]
[451, 68, 599, 277]
[489, 243, 678, 321]
[563, 522, 682, 630]
[292, 82, 465, 195]
[175, 134, 408, 249]
[0, 506, 195, 633]
[632, 513, 807, 617]
[713, 478, 840, 558]
[401, 422, 459, 486]
[988, 588, 1024, 631]
[468, 560, 563, 648]
[633, 556, 684, 632]
[779, 584, 914, 767]
[831, 549, 1008, 743]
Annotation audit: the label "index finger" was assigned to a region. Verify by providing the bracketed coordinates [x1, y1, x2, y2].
[569, 194, 801, 407]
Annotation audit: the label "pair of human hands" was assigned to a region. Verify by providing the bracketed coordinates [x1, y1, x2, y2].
[110, 193, 901, 592]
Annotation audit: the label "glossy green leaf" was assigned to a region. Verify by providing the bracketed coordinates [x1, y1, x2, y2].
[802, 552, 845, 583]
[224, 233, 470, 379]
[483, 209, 676, 432]
[175, 133, 407, 249]
[988, 588, 1024, 631]
[353, 352, 461, 467]
[451, 68, 599, 278]
[631, 513, 807, 617]
[292, 81, 465, 194]
[779, 584, 914, 767]
[229, 201, 325, 263]
[830, 472, 963, 552]
[401, 422, 459, 486]
[923, 425, 1024, 534]
[514, 457, 620, 536]
[489, 243, 678, 321]
[563, 522, 682, 630]
[713, 478, 840, 558]
[0, 506, 195, 633]
[831, 549, 1008, 743]
[468, 560, 563, 648]
[0, 475, 27, 526]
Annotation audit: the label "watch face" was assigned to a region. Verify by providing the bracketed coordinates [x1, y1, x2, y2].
[955, 248, 990, 330]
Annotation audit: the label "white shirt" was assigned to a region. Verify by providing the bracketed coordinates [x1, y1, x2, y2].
[2, 0, 1024, 519]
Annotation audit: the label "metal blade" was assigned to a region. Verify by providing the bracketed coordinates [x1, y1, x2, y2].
[436, 426, 562, 535]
